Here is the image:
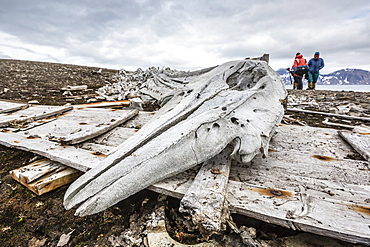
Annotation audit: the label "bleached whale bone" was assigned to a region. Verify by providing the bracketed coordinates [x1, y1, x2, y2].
[63, 59, 287, 216]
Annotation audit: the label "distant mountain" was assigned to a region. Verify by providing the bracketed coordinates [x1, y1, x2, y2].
[276, 68, 370, 85]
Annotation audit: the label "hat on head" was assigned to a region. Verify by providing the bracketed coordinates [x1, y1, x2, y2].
[314, 52, 320, 55]
[296, 52, 301, 56]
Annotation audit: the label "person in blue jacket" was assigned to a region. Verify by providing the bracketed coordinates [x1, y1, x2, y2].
[307, 52, 325, 90]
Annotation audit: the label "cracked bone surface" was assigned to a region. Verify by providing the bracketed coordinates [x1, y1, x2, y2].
[63, 59, 287, 216]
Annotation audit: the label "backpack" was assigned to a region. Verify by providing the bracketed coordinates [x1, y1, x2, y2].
[294, 65, 309, 76]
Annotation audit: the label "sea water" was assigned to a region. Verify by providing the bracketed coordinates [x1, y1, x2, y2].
[285, 84, 370, 92]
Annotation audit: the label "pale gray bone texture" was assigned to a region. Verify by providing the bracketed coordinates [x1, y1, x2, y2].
[63, 59, 287, 216]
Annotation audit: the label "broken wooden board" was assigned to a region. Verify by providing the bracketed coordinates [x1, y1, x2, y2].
[149, 151, 370, 245]
[10, 159, 82, 196]
[0, 100, 28, 113]
[0, 105, 73, 127]
[338, 130, 370, 161]
[0, 131, 105, 172]
[7, 108, 138, 144]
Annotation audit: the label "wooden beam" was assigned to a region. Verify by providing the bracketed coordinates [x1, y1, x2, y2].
[0, 105, 73, 127]
[179, 145, 233, 239]
[287, 108, 370, 122]
[0, 101, 28, 113]
[0, 131, 104, 172]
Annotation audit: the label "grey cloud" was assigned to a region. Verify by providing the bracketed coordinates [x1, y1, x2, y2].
[0, 0, 370, 72]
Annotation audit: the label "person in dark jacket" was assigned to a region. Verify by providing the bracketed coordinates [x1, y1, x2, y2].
[291, 52, 308, 90]
[307, 52, 325, 90]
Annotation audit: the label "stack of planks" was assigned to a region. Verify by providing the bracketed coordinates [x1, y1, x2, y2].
[1, 99, 370, 245]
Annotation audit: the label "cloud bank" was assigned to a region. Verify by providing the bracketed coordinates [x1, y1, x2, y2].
[0, 0, 369, 73]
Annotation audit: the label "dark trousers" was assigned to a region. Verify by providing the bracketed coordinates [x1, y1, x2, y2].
[293, 75, 303, 90]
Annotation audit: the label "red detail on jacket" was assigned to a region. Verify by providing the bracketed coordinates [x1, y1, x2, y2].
[292, 54, 308, 70]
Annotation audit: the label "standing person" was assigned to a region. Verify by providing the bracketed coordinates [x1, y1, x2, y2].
[307, 52, 325, 90]
[291, 52, 308, 90]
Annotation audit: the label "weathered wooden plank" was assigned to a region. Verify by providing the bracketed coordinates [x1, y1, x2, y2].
[287, 107, 370, 122]
[229, 152, 370, 204]
[58, 109, 138, 144]
[269, 125, 356, 159]
[322, 119, 355, 129]
[149, 152, 370, 245]
[80, 143, 115, 155]
[339, 130, 370, 161]
[0, 105, 73, 127]
[179, 145, 233, 238]
[13, 118, 58, 132]
[15, 108, 138, 144]
[87, 111, 157, 147]
[90, 127, 138, 147]
[10, 158, 62, 183]
[120, 111, 157, 129]
[0, 101, 28, 113]
[227, 181, 370, 245]
[0, 131, 104, 172]
[10, 160, 82, 196]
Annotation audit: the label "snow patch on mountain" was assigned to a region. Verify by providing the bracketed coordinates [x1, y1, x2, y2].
[276, 68, 370, 85]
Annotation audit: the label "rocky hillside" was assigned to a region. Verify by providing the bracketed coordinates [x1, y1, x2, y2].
[0, 59, 119, 105]
[277, 68, 370, 85]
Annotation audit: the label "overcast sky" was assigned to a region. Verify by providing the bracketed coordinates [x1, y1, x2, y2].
[0, 0, 369, 74]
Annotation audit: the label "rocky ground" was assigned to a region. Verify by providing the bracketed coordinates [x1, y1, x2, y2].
[0, 59, 119, 105]
[0, 59, 369, 246]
